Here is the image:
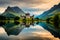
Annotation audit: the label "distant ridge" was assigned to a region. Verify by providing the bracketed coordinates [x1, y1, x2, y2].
[36, 3, 60, 19]
[6, 6, 24, 13]
[1, 6, 25, 18]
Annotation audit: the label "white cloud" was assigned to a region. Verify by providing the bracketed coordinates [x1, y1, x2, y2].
[0, 0, 60, 15]
[0, 26, 60, 40]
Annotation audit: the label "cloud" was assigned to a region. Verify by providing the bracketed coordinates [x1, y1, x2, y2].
[0, 0, 60, 8]
[0, 0, 20, 7]
[14, 0, 49, 5]
[0, 0, 10, 7]
[20, 36, 59, 40]
[0, 7, 6, 13]
[0, 0, 60, 14]
[22, 8, 46, 15]
[0, 26, 60, 40]
[11, 0, 60, 9]
[0, 0, 49, 8]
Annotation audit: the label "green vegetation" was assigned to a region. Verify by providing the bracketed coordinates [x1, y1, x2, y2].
[46, 12, 60, 29]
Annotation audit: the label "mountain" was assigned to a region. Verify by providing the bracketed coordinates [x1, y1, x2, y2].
[36, 3, 60, 20]
[36, 3, 60, 38]
[1, 6, 25, 18]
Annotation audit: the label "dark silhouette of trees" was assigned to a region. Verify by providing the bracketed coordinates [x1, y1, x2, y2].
[46, 17, 51, 23]
[0, 15, 6, 26]
[53, 14, 60, 29]
[14, 16, 20, 20]
[0, 15, 6, 20]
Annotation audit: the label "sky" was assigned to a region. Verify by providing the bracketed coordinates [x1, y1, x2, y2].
[0, 0, 60, 40]
[0, 0, 60, 15]
[0, 25, 59, 40]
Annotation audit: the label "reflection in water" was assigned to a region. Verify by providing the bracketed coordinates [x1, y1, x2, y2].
[0, 14, 60, 38]
[0, 17, 42, 36]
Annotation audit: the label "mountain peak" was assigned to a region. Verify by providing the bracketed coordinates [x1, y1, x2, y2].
[2, 6, 25, 17]
[11, 6, 23, 13]
[53, 3, 60, 9]
[7, 6, 11, 8]
[5, 6, 24, 13]
[36, 3, 60, 19]
[58, 3, 60, 6]
[5, 6, 12, 12]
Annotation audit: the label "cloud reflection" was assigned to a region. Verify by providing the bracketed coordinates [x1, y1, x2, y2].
[0, 25, 59, 40]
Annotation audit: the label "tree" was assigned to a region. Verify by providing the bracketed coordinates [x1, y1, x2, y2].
[14, 16, 20, 20]
[53, 14, 59, 29]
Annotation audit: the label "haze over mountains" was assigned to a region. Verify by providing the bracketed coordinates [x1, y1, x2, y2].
[35, 3, 60, 38]
[0, 3, 60, 39]
[1, 6, 25, 18]
[36, 3, 60, 19]
[0, 26, 59, 40]
[0, 6, 26, 35]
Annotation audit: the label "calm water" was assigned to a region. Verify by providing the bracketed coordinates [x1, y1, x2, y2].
[0, 21, 60, 38]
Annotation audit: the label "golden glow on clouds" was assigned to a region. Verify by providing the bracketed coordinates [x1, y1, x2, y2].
[19, 25, 60, 40]
[17, 0, 60, 9]
[0, 25, 60, 40]
[0, 8, 6, 13]
[32, 32, 54, 37]
[32, 0, 60, 9]
[0, 0, 60, 14]
[0, 27, 6, 33]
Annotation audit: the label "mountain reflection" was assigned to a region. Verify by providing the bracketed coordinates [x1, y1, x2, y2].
[0, 13, 60, 38]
